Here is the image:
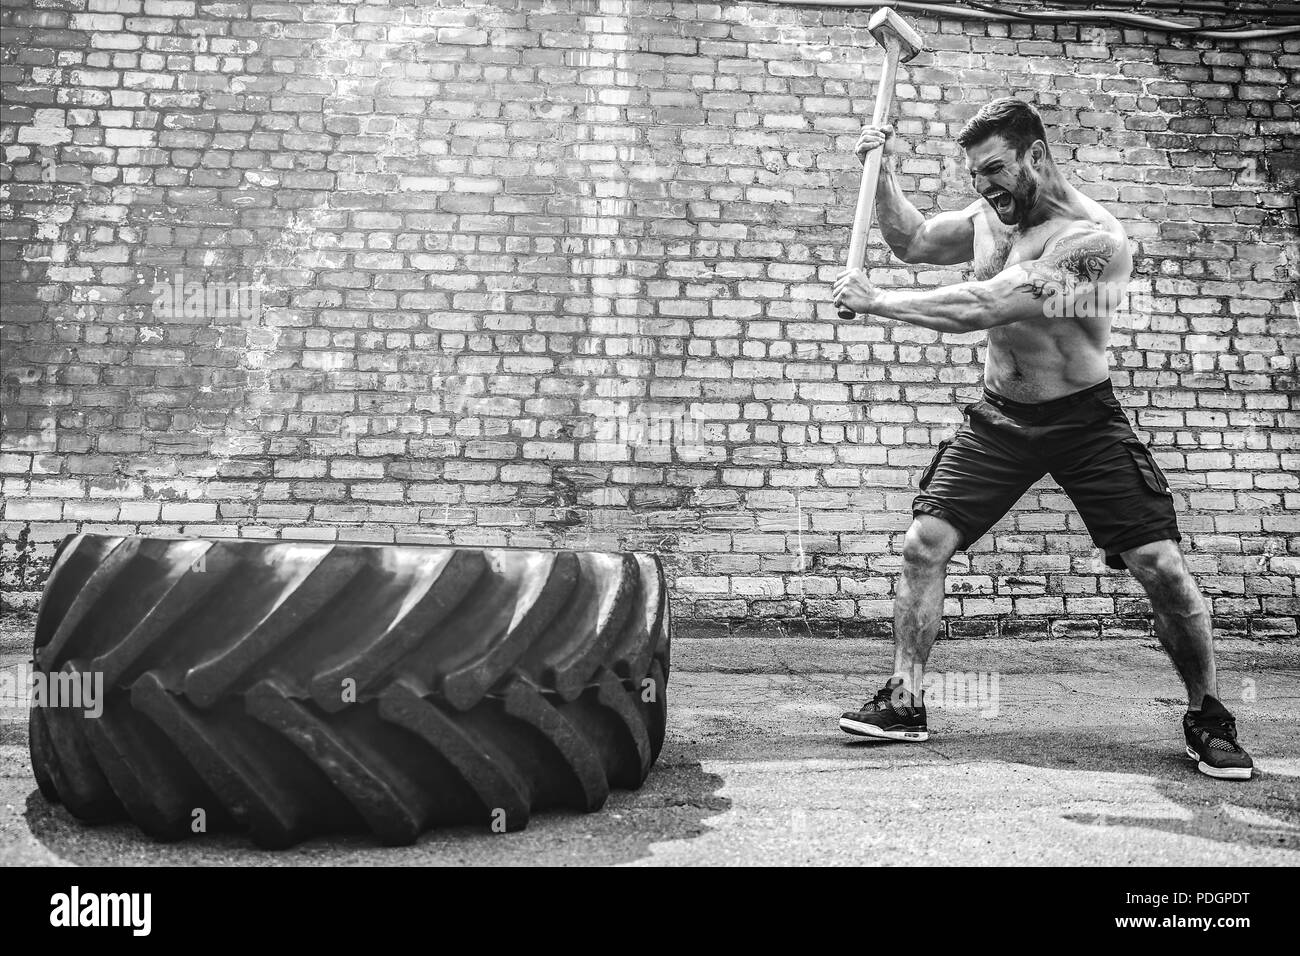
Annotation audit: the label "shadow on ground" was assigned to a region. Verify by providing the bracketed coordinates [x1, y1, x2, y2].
[729, 636, 1300, 856]
[843, 729, 1300, 852]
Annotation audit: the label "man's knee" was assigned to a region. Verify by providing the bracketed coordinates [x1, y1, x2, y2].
[1124, 540, 1202, 611]
[902, 517, 960, 571]
[1123, 540, 1188, 584]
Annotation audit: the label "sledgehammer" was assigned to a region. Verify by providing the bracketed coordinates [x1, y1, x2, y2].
[837, 9, 926, 320]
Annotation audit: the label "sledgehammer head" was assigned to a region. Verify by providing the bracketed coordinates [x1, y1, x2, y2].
[868, 8, 925, 62]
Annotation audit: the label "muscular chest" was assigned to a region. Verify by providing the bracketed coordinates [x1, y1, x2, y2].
[972, 216, 1050, 281]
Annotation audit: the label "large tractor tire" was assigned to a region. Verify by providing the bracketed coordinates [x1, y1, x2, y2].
[29, 533, 670, 848]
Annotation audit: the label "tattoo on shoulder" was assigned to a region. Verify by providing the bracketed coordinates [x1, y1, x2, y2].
[1015, 231, 1123, 301]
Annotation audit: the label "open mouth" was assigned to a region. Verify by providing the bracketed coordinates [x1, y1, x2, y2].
[985, 189, 1015, 215]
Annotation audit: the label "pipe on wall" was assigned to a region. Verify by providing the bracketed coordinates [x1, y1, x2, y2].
[760, 0, 1300, 40]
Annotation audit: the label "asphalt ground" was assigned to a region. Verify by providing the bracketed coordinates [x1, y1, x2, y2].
[1, 627, 1296, 866]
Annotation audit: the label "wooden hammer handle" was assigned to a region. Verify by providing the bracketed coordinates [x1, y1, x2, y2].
[838, 38, 903, 320]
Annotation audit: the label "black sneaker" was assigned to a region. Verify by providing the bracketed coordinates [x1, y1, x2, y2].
[839, 678, 928, 741]
[1183, 695, 1253, 780]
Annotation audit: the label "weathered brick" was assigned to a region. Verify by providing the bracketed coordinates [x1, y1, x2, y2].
[0, 2, 1294, 638]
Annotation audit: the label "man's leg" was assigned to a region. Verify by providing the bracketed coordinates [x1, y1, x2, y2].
[841, 399, 1038, 740]
[1122, 538, 1252, 778]
[1121, 539, 1216, 709]
[893, 515, 961, 697]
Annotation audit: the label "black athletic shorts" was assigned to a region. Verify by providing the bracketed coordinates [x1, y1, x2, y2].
[912, 380, 1181, 570]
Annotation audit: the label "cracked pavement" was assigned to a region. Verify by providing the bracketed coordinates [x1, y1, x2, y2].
[1, 630, 1297, 866]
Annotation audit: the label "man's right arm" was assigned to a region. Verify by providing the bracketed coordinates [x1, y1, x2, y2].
[857, 125, 978, 266]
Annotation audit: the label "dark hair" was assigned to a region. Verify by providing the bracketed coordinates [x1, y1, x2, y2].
[956, 97, 1049, 157]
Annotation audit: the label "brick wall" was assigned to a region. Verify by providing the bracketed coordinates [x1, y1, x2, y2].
[2, 0, 1298, 638]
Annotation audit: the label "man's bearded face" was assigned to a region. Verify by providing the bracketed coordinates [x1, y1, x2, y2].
[965, 135, 1042, 226]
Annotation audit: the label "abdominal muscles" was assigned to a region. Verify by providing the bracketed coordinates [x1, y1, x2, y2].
[984, 319, 1111, 402]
